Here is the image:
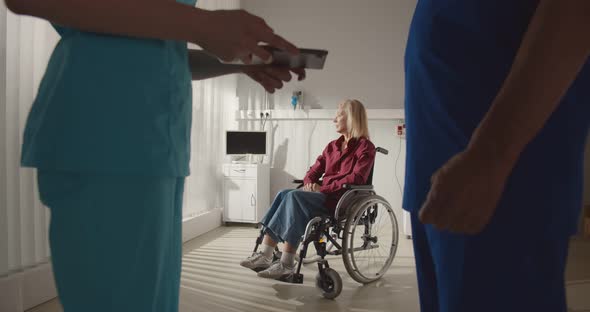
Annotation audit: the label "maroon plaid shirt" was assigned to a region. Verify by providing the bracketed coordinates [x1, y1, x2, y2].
[303, 136, 376, 213]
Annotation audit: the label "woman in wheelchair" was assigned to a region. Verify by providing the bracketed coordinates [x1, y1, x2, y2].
[240, 99, 376, 279]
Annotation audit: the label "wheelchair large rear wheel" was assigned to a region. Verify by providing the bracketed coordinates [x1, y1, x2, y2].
[342, 195, 399, 284]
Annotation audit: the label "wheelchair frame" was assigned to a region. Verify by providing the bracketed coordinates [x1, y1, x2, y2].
[250, 147, 399, 299]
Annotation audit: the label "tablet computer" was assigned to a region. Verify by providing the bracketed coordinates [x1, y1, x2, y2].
[265, 47, 328, 69]
[222, 47, 329, 70]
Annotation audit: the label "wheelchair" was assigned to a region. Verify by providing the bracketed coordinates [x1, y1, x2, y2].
[250, 147, 399, 299]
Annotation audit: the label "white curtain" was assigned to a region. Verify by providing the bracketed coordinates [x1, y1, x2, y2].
[0, 0, 243, 277]
[1, 7, 59, 279]
[183, 0, 241, 220]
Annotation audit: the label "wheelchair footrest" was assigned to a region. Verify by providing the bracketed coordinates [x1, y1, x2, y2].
[276, 273, 304, 284]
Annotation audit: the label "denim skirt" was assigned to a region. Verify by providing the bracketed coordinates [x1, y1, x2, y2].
[260, 189, 329, 246]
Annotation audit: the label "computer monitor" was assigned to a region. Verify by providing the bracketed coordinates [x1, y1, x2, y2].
[226, 131, 267, 155]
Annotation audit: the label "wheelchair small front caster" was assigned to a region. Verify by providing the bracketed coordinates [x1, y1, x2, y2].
[315, 268, 342, 299]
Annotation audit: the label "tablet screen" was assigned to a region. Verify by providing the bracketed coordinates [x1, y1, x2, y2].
[214, 47, 329, 69]
[265, 47, 328, 69]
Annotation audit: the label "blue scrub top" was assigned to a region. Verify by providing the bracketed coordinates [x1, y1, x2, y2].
[403, 0, 590, 235]
[21, 0, 197, 177]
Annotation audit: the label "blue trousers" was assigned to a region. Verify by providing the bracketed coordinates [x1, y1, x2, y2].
[37, 171, 184, 312]
[411, 212, 570, 312]
[260, 189, 328, 246]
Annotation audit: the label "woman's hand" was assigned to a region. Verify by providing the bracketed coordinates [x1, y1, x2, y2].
[242, 66, 305, 93]
[196, 9, 299, 65]
[311, 183, 321, 192]
[418, 148, 512, 234]
[303, 183, 321, 193]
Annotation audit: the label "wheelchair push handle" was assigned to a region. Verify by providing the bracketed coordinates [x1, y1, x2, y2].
[376, 147, 388, 155]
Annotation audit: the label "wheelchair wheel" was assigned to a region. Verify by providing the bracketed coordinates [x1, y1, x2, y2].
[315, 268, 342, 299]
[342, 195, 399, 284]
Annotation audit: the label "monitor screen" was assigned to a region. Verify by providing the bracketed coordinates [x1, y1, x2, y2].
[226, 131, 267, 155]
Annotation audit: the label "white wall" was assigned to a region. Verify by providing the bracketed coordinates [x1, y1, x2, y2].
[232, 1, 415, 224]
[240, 0, 417, 110]
[0, 0, 7, 278]
[1, 7, 60, 311]
[182, 0, 241, 240]
[229, 117, 407, 228]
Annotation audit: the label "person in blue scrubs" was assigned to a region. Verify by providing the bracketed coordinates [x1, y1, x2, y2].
[5, 0, 305, 311]
[404, 1, 590, 311]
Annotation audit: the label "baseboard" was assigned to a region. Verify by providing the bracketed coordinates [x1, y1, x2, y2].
[182, 208, 223, 243]
[0, 272, 22, 312]
[22, 263, 58, 310]
[0, 263, 57, 312]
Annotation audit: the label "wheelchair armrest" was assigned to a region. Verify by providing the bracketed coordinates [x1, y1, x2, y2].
[343, 184, 374, 190]
[292, 179, 323, 185]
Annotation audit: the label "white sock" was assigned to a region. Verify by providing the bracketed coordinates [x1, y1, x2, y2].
[280, 251, 296, 267]
[261, 243, 274, 259]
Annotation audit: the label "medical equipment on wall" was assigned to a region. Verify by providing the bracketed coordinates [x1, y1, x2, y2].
[291, 91, 303, 110]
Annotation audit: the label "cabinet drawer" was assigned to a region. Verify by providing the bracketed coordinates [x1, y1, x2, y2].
[223, 166, 257, 178]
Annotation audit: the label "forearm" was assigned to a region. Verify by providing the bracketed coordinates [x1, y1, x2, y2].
[320, 174, 360, 194]
[304, 168, 324, 185]
[303, 172, 322, 185]
[304, 155, 326, 184]
[5, 0, 207, 43]
[188, 50, 243, 80]
[469, 0, 590, 166]
[320, 153, 374, 193]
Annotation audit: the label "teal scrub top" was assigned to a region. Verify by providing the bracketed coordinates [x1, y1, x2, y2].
[21, 0, 198, 177]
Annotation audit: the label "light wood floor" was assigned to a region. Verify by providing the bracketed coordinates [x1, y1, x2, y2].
[27, 227, 590, 312]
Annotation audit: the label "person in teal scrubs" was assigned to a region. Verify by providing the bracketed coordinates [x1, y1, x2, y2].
[5, 0, 305, 311]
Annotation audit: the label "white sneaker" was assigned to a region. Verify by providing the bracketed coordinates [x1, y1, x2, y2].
[240, 252, 273, 271]
[257, 261, 295, 279]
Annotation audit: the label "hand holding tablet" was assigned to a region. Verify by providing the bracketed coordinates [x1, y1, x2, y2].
[222, 46, 329, 70]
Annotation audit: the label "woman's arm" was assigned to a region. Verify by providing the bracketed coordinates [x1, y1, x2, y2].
[5, 0, 298, 64]
[303, 148, 328, 186]
[419, 0, 590, 234]
[5, 0, 207, 43]
[189, 50, 242, 80]
[320, 142, 376, 194]
[188, 50, 306, 93]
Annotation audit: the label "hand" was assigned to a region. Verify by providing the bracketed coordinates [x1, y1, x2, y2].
[418, 148, 512, 234]
[242, 66, 306, 93]
[311, 183, 321, 193]
[196, 9, 299, 65]
[303, 183, 320, 192]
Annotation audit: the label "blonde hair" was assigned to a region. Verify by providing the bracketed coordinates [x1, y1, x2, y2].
[341, 99, 370, 139]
